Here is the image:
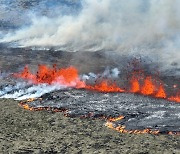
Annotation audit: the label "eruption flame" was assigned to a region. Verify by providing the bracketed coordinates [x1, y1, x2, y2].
[14, 65, 180, 103]
[130, 78, 140, 93]
[155, 84, 167, 99]
[141, 76, 155, 95]
[14, 65, 85, 88]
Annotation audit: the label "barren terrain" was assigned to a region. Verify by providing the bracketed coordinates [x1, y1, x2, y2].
[0, 46, 180, 153]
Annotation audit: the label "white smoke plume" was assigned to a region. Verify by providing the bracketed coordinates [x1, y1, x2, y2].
[0, 67, 121, 100]
[0, 82, 66, 100]
[81, 67, 120, 82]
[1, 0, 180, 72]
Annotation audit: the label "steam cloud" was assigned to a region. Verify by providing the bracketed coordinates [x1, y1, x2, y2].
[0, 83, 65, 100]
[0, 0, 180, 73]
[0, 67, 120, 100]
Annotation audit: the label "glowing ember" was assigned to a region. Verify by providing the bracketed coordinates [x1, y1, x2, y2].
[173, 85, 177, 88]
[19, 101, 34, 111]
[19, 99, 68, 113]
[108, 115, 125, 122]
[105, 121, 160, 135]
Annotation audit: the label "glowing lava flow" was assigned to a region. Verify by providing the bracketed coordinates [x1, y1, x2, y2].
[19, 98, 69, 115]
[14, 65, 180, 103]
[18, 98, 180, 136]
[168, 91, 180, 102]
[105, 118, 160, 135]
[86, 80, 124, 92]
[105, 116, 180, 135]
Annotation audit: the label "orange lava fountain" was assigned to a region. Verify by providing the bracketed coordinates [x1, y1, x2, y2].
[129, 72, 179, 102]
[130, 78, 140, 93]
[14, 65, 85, 88]
[141, 76, 155, 95]
[14, 65, 180, 103]
[86, 80, 124, 92]
[155, 84, 167, 99]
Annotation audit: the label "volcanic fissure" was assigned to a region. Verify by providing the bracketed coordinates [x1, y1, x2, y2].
[1, 64, 179, 135]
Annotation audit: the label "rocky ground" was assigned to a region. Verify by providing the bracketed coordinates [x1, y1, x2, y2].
[0, 98, 180, 154]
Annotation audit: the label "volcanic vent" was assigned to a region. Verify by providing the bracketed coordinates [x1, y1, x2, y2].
[0, 63, 180, 135]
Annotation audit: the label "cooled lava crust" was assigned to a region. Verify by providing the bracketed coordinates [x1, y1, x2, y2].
[19, 89, 180, 133]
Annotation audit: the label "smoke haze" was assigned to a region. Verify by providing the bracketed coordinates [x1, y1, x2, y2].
[0, 0, 180, 73]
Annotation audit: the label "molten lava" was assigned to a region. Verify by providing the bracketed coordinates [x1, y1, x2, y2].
[86, 80, 124, 92]
[141, 76, 155, 95]
[18, 98, 180, 136]
[105, 121, 160, 135]
[155, 84, 167, 99]
[129, 73, 179, 102]
[105, 115, 180, 135]
[14, 65, 180, 136]
[130, 78, 140, 93]
[168, 91, 180, 102]
[108, 116, 125, 122]
[106, 115, 159, 134]
[14, 65, 180, 103]
[14, 65, 125, 92]
[14, 65, 85, 88]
